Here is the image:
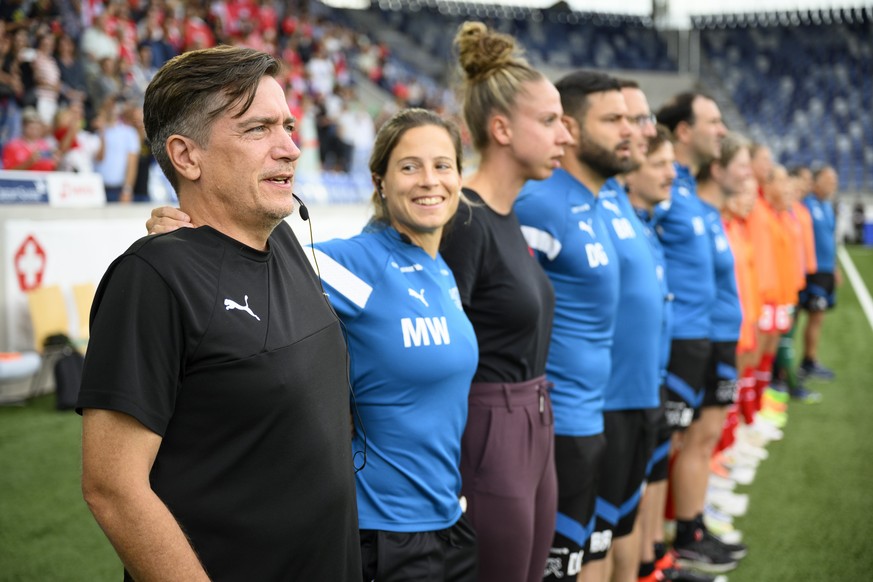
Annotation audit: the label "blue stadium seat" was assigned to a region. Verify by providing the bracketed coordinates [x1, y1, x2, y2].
[697, 15, 871, 189]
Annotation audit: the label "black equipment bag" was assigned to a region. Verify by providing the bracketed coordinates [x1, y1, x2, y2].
[44, 334, 84, 411]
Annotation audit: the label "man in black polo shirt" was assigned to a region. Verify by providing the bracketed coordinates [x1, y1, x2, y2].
[77, 46, 360, 581]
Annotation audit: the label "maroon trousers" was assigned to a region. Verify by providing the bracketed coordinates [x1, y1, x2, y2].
[460, 376, 557, 582]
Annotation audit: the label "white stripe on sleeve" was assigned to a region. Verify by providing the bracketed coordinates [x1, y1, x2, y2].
[520, 225, 562, 261]
[310, 248, 373, 309]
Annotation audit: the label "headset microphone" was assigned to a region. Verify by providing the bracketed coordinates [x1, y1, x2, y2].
[292, 193, 309, 221]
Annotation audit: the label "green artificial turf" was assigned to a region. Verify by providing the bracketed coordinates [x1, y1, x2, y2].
[0, 397, 120, 580]
[1, 246, 872, 581]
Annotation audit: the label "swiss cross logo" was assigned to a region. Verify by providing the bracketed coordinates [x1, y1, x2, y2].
[14, 235, 47, 292]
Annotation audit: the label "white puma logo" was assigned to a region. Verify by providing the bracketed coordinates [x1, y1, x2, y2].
[408, 288, 429, 307]
[224, 295, 261, 321]
[601, 199, 621, 215]
[578, 220, 595, 238]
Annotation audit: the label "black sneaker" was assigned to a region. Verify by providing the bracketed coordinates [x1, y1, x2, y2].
[660, 566, 727, 582]
[799, 360, 835, 380]
[674, 532, 738, 573]
[701, 527, 748, 560]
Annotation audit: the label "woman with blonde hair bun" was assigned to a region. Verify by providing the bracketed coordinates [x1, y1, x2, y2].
[439, 21, 572, 582]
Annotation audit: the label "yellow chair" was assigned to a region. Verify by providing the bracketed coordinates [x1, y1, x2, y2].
[25, 285, 71, 397]
[26, 285, 69, 352]
[72, 282, 96, 348]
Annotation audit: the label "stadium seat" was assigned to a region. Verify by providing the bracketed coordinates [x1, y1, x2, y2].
[72, 282, 96, 349]
[26, 285, 69, 353]
[25, 285, 72, 398]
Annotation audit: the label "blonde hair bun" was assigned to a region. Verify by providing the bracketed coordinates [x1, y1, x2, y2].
[454, 21, 526, 84]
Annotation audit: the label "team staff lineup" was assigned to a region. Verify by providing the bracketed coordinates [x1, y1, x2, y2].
[81, 18, 838, 582]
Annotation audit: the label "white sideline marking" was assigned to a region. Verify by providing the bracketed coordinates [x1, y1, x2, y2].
[837, 245, 873, 335]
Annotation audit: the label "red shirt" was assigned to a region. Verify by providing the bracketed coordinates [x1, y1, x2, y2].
[184, 17, 216, 50]
[2, 138, 57, 171]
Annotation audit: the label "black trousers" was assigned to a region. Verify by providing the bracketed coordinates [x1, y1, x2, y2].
[360, 515, 478, 581]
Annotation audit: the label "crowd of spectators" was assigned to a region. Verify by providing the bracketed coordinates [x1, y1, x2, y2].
[0, 0, 431, 201]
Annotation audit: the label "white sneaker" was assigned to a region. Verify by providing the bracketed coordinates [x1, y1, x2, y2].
[709, 474, 738, 491]
[730, 465, 756, 486]
[716, 528, 744, 545]
[708, 520, 744, 545]
[731, 440, 769, 461]
[736, 423, 771, 447]
[720, 449, 760, 470]
[707, 489, 749, 517]
[750, 418, 784, 441]
[704, 507, 743, 543]
[705, 503, 735, 525]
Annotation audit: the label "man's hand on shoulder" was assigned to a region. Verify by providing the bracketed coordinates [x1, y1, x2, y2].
[147, 207, 194, 235]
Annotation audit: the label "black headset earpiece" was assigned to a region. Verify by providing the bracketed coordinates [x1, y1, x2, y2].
[292, 192, 309, 221]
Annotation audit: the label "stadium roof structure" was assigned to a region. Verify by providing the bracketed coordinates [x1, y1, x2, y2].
[690, 4, 872, 29]
[323, 0, 873, 28]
